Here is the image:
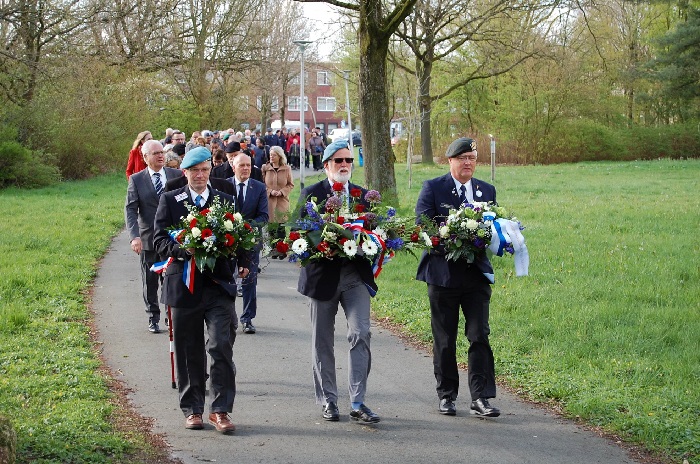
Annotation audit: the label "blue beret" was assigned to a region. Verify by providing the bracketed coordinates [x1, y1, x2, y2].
[322, 139, 350, 163]
[181, 147, 212, 169]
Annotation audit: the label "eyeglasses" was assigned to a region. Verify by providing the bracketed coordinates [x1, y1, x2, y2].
[332, 158, 354, 164]
[148, 151, 164, 155]
[453, 155, 477, 162]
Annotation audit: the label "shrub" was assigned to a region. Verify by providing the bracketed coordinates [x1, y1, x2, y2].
[0, 141, 60, 189]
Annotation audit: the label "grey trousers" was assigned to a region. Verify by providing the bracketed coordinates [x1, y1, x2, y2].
[309, 265, 372, 406]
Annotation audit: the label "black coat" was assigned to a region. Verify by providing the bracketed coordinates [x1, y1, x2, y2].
[296, 179, 377, 301]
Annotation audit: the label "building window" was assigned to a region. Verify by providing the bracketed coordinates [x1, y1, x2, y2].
[271, 96, 279, 112]
[288, 96, 308, 111]
[256, 96, 263, 111]
[317, 97, 336, 112]
[290, 72, 308, 85]
[317, 71, 332, 86]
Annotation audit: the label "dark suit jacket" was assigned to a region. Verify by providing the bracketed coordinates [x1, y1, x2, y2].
[226, 178, 269, 226]
[212, 161, 263, 183]
[296, 179, 378, 301]
[164, 174, 235, 196]
[415, 173, 496, 287]
[153, 186, 251, 308]
[125, 167, 183, 251]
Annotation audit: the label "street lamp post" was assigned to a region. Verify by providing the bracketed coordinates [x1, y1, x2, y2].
[489, 134, 496, 182]
[293, 40, 313, 190]
[343, 70, 354, 155]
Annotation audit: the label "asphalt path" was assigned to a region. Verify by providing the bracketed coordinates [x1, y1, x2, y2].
[93, 226, 641, 464]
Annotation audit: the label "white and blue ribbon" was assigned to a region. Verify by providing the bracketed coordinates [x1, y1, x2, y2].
[488, 218, 529, 277]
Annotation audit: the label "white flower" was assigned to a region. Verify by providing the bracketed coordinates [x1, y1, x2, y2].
[186, 213, 196, 222]
[373, 227, 387, 240]
[191, 227, 201, 238]
[439, 225, 450, 238]
[343, 240, 358, 257]
[466, 219, 479, 230]
[223, 220, 234, 231]
[233, 212, 244, 222]
[324, 230, 338, 241]
[421, 232, 432, 247]
[292, 238, 308, 254]
[362, 239, 378, 256]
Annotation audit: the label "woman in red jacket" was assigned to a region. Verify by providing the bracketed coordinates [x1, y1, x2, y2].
[126, 131, 153, 179]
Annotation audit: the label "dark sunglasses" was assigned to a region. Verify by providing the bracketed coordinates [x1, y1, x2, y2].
[332, 158, 354, 164]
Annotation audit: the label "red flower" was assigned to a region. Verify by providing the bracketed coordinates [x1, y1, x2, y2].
[224, 233, 235, 247]
[430, 236, 440, 247]
[336, 216, 345, 224]
[354, 204, 366, 213]
[332, 182, 344, 192]
[200, 208, 210, 216]
[316, 241, 330, 253]
[224, 212, 235, 221]
[176, 231, 186, 243]
[244, 223, 252, 231]
[276, 241, 289, 253]
[189, 218, 198, 229]
[410, 233, 419, 242]
[289, 231, 301, 240]
[201, 228, 213, 239]
[350, 188, 362, 198]
[339, 238, 348, 245]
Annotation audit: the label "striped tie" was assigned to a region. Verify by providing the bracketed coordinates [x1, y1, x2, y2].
[194, 194, 202, 208]
[459, 185, 467, 205]
[153, 173, 163, 196]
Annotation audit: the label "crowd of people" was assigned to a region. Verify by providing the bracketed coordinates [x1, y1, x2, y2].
[124, 128, 502, 435]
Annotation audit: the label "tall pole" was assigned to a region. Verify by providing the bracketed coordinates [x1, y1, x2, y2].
[294, 40, 313, 190]
[343, 71, 354, 155]
[489, 134, 495, 183]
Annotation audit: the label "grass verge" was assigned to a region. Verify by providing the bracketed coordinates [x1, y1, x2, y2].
[372, 159, 699, 464]
[0, 172, 173, 463]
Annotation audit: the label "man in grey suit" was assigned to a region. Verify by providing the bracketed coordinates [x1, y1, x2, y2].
[125, 139, 183, 333]
[227, 153, 268, 334]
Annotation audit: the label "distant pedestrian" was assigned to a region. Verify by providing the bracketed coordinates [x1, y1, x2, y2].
[126, 131, 153, 179]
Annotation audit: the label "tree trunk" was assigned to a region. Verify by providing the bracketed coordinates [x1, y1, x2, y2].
[418, 60, 433, 164]
[358, 0, 397, 203]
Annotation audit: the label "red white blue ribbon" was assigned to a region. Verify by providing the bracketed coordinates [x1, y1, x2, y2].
[150, 257, 174, 274]
[183, 257, 196, 293]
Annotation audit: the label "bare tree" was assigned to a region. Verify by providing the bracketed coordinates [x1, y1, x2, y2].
[294, 0, 418, 202]
[393, 0, 559, 163]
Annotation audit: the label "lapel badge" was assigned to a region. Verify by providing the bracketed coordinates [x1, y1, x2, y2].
[175, 192, 188, 202]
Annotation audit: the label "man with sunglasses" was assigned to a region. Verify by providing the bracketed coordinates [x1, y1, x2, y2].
[415, 137, 501, 418]
[296, 139, 381, 424]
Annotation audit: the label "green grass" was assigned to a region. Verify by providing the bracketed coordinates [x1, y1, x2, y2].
[0, 161, 698, 463]
[373, 159, 700, 464]
[0, 173, 157, 463]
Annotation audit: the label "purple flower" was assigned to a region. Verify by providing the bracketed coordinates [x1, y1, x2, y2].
[365, 190, 381, 203]
[386, 238, 404, 250]
[386, 207, 396, 218]
[325, 195, 343, 212]
[473, 238, 486, 249]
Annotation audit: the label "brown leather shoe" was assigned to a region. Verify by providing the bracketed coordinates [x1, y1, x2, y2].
[185, 413, 204, 430]
[208, 412, 236, 433]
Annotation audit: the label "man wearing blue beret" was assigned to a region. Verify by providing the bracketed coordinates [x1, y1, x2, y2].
[296, 139, 381, 424]
[154, 146, 250, 433]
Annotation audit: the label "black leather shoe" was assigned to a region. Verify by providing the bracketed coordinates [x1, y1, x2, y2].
[439, 398, 456, 416]
[322, 402, 339, 421]
[243, 322, 256, 334]
[350, 404, 380, 423]
[470, 398, 501, 417]
[148, 322, 161, 333]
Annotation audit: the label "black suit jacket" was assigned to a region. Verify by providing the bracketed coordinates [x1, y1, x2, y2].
[154, 186, 250, 307]
[226, 178, 269, 225]
[296, 179, 378, 301]
[415, 173, 496, 287]
[212, 161, 263, 183]
[165, 174, 235, 196]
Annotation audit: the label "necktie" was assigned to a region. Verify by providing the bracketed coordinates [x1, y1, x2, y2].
[153, 173, 163, 196]
[237, 183, 245, 212]
[194, 194, 202, 208]
[459, 185, 467, 204]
